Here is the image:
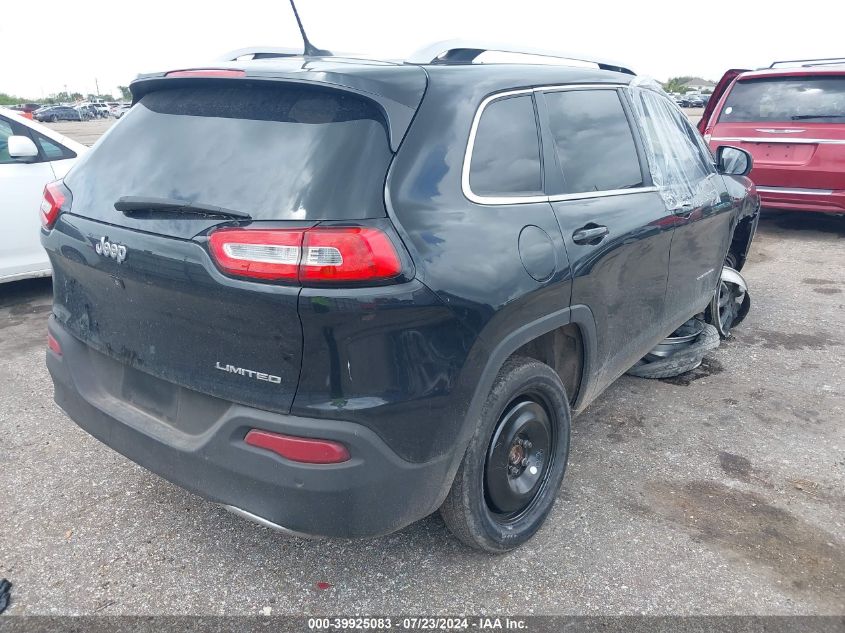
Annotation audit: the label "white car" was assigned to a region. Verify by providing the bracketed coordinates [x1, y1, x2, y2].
[115, 103, 132, 119]
[0, 107, 87, 284]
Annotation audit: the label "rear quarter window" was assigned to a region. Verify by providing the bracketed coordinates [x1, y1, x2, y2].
[469, 94, 543, 197]
[719, 76, 845, 123]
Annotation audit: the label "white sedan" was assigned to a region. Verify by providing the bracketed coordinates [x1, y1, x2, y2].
[0, 108, 87, 284]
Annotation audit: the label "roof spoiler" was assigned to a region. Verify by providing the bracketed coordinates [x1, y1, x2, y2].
[406, 39, 635, 75]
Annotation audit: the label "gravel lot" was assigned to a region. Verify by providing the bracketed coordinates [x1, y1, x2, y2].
[1, 118, 842, 617]
[43, 119, 115, 146]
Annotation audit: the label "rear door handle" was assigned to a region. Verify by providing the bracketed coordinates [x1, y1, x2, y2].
[572, 225, 609, 245]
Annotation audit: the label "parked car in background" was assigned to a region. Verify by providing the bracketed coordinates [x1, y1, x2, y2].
[9, 106, 33, 120]
[686, 94, 705, 108]
[91, 103, 110, 118]
[41, 43, 759, 552]
[699, 59, 845, 213]
[0, 107, 86, 283]
[35, 106, 83, 122]
[114, 103, 132, 118]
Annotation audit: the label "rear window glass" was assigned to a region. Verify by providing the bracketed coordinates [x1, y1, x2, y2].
[719, 76, 845, 123]
[66, 83, 393, 220]
[469, 95, 543, 197]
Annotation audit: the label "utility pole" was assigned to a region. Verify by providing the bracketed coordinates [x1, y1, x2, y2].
[95, 78, 100, 99]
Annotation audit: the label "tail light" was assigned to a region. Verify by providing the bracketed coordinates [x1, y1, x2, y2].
[208, 226, 403, 285]
[244, 429, 350, 464]
[165, 69, 246, 78]
[209, 229, 301, 281]
[41, 180, 72, 230]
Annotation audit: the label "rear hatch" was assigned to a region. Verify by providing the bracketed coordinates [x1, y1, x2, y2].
[707, 73, 845, 190]
[48, 74, 421, 414]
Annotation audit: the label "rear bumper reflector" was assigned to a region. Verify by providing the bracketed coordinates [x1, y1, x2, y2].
[244, 429, 350, 464]
[47, 331, 62, 356]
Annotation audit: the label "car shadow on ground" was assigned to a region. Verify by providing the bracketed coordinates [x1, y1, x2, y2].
[0, 277, 52, 309]
[759, 209, 844, 235]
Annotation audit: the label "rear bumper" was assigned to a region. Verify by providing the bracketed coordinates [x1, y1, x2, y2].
[755, 187, 845, 213]
[46, 318, 454, 538]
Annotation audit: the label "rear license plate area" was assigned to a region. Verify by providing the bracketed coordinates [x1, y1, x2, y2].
[121, 366, 179, 422]
[753, 143, 814, 165]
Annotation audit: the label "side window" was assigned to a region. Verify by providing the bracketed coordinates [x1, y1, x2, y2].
[35, 133, 76, 160]
[629, 88, 714, 208]
[469, 95, 542, 197]
[0, 119, 15, 164]
[544, 89, 643, 194]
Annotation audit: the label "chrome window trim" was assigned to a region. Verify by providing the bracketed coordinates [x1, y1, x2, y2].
[756, 186, 835, 195]
[463, 83, 657, 206]
[711, 136, 845, 145]
[548, 186, 658, 203]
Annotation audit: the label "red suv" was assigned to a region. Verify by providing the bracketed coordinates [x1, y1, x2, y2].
[698, 59, 845, 214]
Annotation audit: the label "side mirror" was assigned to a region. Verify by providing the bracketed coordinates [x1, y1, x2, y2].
[716, 145, 752, 177]
[8, 135, 39, 162]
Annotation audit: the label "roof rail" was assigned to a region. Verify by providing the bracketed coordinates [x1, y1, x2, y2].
[216, 46, 307, 61]
[406, 39, 635, 75]
[769, 57, 845, 68]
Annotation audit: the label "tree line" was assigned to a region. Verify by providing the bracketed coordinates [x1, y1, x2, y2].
[0, 86, 133, 106]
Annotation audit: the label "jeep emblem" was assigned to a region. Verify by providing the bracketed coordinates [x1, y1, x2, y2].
[95, 237, 127, 263]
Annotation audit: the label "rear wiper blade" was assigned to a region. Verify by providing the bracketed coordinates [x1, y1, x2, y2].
[790, 114, 843, 120]
[114, 196, 251, 219]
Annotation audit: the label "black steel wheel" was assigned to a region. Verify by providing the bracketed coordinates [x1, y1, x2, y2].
[440, 357, 571, 552]
[484, 396, 554, 521]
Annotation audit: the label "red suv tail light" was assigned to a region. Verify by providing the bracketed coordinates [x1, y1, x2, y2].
[208, 226, 403, 285]
[41, 180, 72, 230]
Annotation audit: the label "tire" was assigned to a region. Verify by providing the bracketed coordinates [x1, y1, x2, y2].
[49, 115, 58, 123]
[627, 355, 703, 379]
[626, 324, 719, 379]
[440, 356, 571, 552]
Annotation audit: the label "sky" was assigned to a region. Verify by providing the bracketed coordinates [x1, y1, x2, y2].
[3, 0, 844, 99]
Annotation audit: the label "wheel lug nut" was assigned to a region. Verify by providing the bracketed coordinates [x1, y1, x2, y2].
[521, 458, 528, 467]
[524, 441, 532, 449]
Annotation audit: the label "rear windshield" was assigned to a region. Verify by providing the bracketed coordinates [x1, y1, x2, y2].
[66, 82, 393, 220]
[719, 76, 845, 123]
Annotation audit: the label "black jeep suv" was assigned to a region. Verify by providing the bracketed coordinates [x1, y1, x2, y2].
[42, 43, 759, 551]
